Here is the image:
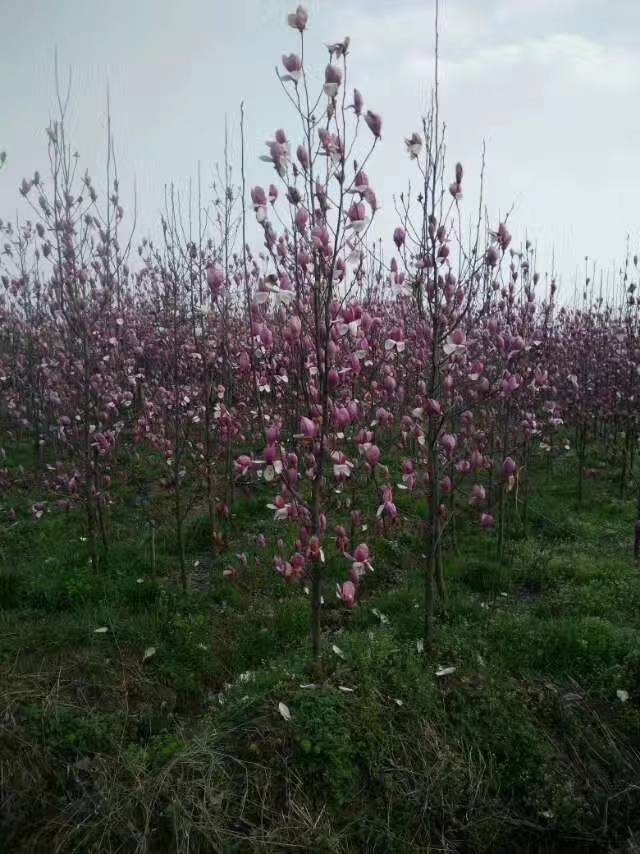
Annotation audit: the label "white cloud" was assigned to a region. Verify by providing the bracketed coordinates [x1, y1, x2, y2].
[312, 1, 640, 294]
[417, 33, 640, 94]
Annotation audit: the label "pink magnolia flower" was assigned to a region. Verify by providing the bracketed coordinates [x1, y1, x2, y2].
[287, 315, 302, 339]
[405, 132, 422, 158]
[300, 416, 317, 439]
[275, 557, 294, 582]
[503, 457, 517, 477]
[346, 201, 367, 231]
[281, 53, 303, 81]
[481, 513, 495, 529]
[318, 128, 343, 161]
[335, 526, 349, 553]
[354, 543, 369, 564]
[364, 110, 382, 139]
[443, 328, 466, 356]
[291, 552, 305, 575]
[364, 186, 378, 211]
[307, 535, 323, 564]
[326, 37, 350, 59]
[353, 170, 369, 190]
[404, 472, 417, 491]
[491, 222, 512, 251]
[295, 206, 309, 232]
[441, 433, 457, 457]
[311, 224, 332, 253]
[251, 186, 266, 207]
[332, 451, 353, 479]
[333, 406, 351, 429]
[352, 88, 363, 116]
[264, 139, 290, 176]
[393, 227, 406, 249]
[468, 360, 484, 381]
[296, 144, 309, 171]
[535, 369, 548, 387]
[206, 264, 224, 296]
[328, 368, 340, 390]
[235, 455, 253, 476]
[262, 443, 276, 465]
[383, 375, 396, 393]
[287, 5, 308, 31]
[501, 372, 521, 394]
[365, 444, 381, 467]
[324, 63, 342, 97]
[267, 495, 290, 522]
[268, 183, 278, 204]
[337, 580, 357, 608]
[485, 246, 499, 267]
[251, 186, 268, 222]
[376, 487, 397, 520]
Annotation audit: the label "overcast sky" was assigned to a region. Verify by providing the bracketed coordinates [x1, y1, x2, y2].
[2, 0, 640, 301]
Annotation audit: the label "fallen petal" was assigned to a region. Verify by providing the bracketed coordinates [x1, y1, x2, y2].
[278, 701, 292, 720]
[435, 665, 456, 677]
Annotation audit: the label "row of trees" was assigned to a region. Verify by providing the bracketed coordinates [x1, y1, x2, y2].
[2, 5, 639, 658]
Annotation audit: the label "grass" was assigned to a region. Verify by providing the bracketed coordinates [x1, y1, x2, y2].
[1, 446, 640, 852]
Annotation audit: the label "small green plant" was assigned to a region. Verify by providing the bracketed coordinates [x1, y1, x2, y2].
[288, 691, 361, 807]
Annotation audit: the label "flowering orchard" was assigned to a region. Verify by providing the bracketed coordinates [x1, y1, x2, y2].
[1, 6, 639, 657]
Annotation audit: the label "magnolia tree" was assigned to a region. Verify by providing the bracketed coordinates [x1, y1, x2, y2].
[131, 178, 245, 588]
[1, 83, 135, 571]
[233, 5, 389, 659]
[388, 72, 532, 640]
